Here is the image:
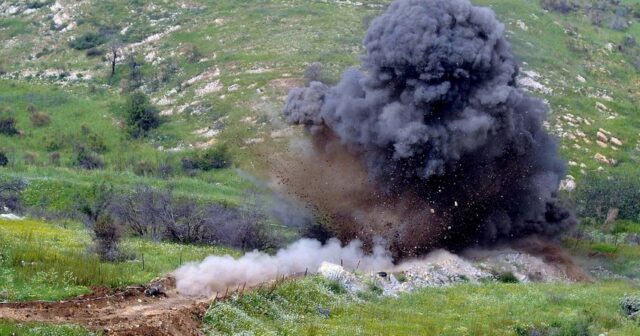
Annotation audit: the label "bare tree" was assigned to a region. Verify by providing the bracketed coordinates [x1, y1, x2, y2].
[107, 38, 123, 79]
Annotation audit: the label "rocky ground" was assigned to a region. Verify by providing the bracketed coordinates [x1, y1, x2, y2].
[319, 243, 592, 298]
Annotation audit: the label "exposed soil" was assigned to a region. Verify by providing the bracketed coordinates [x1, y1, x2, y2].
[0, 277, 211, 336]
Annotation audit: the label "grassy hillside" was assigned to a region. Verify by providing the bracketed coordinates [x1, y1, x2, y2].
[1, 0, 640, 335]
[1, 0, 639, 217]
[0, 218, 237, 301]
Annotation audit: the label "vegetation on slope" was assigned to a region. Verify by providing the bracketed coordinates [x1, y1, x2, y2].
[0, 218, 237, 301]
[205, 276, 640, 336]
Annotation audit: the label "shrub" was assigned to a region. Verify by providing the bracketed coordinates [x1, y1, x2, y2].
[0, 116, 18, 136]
[69, 32, 106, 50]
[180, 156, 199, 173]
[29, 111, 51, 127]
[43, 135, 66, 152]
[576, 171, 640, 222]
[133, 160, 155, 176]
[589, 9, 605, 26]
[125, 92, 160, 138]
[73, 145, 104, 170]
[157, 163, 173, 178]
[26, 0, 53, 9]
[541, 0, 576, 14]
[620, 296, 640, 319]
[85, 47, 103, 57]
[0, 152, 7, 167]
[0, 178, 25, 212]
[23, 152, 38, 165]
[608, 14, 629, 31]
[304, 62, 327, 83]
[181, 144, 232, 173]
[49, 152, 61, 166]
[125, 54, 143, 91]
[92, 215, 122, 262]
[623, 35, 636, 47]
[86, 132, 108, 153]
[496, 272, 519, 283]
[182, 44, 203, 63]
[197, 143, 232, 170]
[110, 187, 282, 250]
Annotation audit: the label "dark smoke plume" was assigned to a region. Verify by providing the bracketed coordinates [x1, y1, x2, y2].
[281, 0, 575, 258]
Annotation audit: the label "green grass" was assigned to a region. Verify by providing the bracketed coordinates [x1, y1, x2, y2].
[613, 220, 640, 234]
[1, 0, 638, 218]
[205, 278, 640, 336]
[0, 218, 239, 301]
[0, 320, 95, 336]
[568, 238, 640, 279]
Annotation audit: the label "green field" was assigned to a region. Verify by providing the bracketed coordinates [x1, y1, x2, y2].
[205, 278, 640, 336]
[0, 218, 237, 301]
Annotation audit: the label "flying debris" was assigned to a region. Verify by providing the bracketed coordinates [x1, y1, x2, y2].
[281, 0, 575, 257]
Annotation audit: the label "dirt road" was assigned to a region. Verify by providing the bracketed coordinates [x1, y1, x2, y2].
[0, 278, 211, 336]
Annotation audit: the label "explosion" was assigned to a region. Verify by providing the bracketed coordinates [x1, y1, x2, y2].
[175, 0, 579, 295]
[280, 0, 575, 258]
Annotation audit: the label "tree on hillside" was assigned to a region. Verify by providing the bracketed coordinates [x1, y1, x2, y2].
[108, 38, 123, 79]
[125, 91, 160, 138]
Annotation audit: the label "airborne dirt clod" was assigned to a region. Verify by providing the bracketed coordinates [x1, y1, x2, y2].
[0, 278, 209, 336]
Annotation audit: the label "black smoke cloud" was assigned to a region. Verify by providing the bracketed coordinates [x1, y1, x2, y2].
[282, 0, 575, 254]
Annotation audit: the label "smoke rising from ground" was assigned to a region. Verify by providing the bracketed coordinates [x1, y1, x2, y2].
[174, 238, 392, 296]
[280, 0, 575, 257]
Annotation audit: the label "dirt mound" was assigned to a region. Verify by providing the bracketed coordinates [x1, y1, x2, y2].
[0, 277, 210, 336]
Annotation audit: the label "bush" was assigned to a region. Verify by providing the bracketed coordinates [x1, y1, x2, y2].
[86, 132, 108, 153]
[92, 215, 122, 262]
[69, 32, 106, 50]
[576, 172, 640, 222]
[0, 178, 25, 212]
[620, 296, 640, 319]
[608, 14, 629, 31]
[0, 116, 18, 136]
[0, 152, 7, 167]
[77, 182, 114, 225]
[125, 92, 160, 138]
[23, 152, 38, 165]
[304, 62, 327, 83]
[110, 186, 281, 250]
[49, 152, 61, 166]
[198, 143, 232, 170]
[29, 111, 51, 127]
[85, 47, 103, 57]
[182, 44, 203, 63]
[541, 0, 576, 14]
[496, 272, 519, 283]
[623, 35, 636, 47]
[133, 160, 155, 176]
[73, 145, 104, 170]
[182, 143, 233, 172]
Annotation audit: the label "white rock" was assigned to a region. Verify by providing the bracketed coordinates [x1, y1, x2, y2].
[596, 102, 609, 112]
[516, 20, 528, 31]
[559, 179, 576, 191]
[594, 153, 610, 165]
[597, 131, 609, 143]
[0, 214, 24, 220]
[610, 137, 623, 147]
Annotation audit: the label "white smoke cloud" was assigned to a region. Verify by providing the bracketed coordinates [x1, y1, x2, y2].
[174, 238, 393, 296]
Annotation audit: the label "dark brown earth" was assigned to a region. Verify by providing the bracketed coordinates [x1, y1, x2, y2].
[0, 277, 212, 336]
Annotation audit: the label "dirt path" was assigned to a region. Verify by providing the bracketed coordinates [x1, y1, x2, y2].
[0, 278, 212, 336]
